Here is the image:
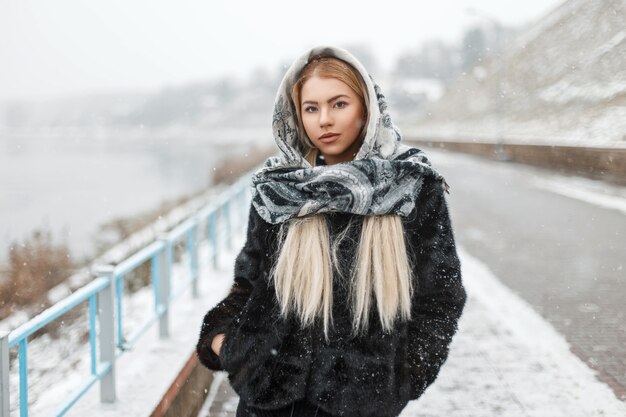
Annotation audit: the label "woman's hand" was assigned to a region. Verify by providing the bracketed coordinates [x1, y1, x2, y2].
[211, 333, 226, 356]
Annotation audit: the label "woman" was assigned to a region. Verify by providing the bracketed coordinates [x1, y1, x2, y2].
[196, 45, 467, 417]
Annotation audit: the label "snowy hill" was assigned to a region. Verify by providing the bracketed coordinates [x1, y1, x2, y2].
[408, 0, 626, 148]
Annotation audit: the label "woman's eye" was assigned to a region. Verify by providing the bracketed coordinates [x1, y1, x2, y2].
[335, 101, 347, 108]
[304, 106, 316, 113]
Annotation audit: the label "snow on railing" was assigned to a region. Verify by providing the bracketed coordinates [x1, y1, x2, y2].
[0, 173, 252, 417]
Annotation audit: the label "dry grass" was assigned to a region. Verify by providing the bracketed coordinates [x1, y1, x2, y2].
[212, 144, 276, 185]
[0, 228, 74, 321]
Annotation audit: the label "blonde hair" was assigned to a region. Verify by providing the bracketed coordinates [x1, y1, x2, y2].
[270, 57, 415, 341]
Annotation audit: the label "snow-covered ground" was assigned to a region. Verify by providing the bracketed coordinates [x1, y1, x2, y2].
[530, 174, 626, 215]
[400, 245, 626, 416]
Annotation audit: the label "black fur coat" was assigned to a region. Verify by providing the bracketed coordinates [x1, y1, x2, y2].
[196, 173, 467, 417]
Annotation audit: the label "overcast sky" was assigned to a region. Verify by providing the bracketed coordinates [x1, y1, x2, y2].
[0, 0, 565, 102]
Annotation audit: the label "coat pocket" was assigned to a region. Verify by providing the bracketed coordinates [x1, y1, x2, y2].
[307, 326, 412, 417]
[219, 286, 312, 409]
[218, 299, 248, 374]
[220, 288, 277, 373]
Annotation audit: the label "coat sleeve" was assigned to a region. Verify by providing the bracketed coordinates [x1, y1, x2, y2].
[196, 203, 267, 371]
[405, 176, 467, 399]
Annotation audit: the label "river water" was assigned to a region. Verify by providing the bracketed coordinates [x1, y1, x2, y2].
[0, 126, 273, 264]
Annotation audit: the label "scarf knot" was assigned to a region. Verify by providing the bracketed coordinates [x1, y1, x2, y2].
[251, 146, 447, 225]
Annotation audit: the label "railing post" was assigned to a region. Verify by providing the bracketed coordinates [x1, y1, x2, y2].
[223, 199, 232, 250]
[157, 233, 171, 338]
[1, 329, 9, 417]
[188, 221, 199, 299]
[233, 189, 240, 234]
[94, 265, 116, 403]
[237, 188, 245, 234]
[208, 212, 218, 269]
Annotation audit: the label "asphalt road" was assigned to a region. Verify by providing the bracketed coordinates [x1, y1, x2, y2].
[427, 147, 626, 400]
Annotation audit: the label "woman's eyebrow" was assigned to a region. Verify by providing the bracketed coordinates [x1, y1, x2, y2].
[302, 94, 349, 105]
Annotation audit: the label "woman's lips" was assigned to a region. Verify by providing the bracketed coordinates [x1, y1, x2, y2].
[319, 134, 340, 143]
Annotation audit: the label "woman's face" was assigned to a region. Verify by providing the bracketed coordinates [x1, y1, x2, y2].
[300, 76, 365, 165]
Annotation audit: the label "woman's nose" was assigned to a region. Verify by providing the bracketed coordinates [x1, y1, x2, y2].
[319, 107, 333, 127]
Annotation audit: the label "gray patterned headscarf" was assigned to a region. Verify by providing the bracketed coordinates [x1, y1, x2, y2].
[251, 45, 448, 225]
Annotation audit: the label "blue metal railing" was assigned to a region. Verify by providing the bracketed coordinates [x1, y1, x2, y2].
[0, 173, 253, 417]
